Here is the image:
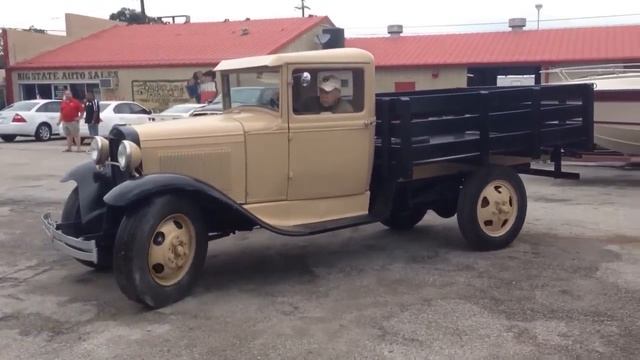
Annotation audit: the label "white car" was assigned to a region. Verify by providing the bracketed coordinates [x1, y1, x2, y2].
[0, 100, 62, 142]
[59, 101, 154, 138]
[153, 103, 206, 121]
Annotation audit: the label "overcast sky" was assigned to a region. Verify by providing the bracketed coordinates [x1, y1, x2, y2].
[1, 0, 639, 36]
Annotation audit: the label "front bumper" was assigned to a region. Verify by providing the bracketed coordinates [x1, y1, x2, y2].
[41, 213, 98, 264]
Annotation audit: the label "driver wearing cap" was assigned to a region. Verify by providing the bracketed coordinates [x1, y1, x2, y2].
[318, 75, 354, 113]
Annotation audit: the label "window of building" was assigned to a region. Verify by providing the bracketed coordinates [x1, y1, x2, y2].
[291, 68, 364, 115]
[19, 83, 101, 101]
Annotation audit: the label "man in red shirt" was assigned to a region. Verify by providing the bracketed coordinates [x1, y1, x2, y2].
[58, 90, 84, 152]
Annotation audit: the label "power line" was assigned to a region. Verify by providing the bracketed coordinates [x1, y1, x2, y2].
[344, 12, 640, 31]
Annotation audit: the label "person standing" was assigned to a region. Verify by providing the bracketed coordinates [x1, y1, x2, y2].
[84, 91, 100, 137]
[58, 90, 84, 152]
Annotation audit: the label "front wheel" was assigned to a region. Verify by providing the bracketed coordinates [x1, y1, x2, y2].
[1, 135, 17, 142]
[456, 166, 527, 251]
[61, 187, 112, 270]
[114, 194, 208, 308]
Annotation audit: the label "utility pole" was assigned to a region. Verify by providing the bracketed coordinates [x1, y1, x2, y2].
[295, 0, 310, 17]
[140, 0, 146, 16]
[535, 4, 543, 30]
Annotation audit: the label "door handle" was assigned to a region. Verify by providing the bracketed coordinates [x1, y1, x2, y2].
[364, 119, 376, 127]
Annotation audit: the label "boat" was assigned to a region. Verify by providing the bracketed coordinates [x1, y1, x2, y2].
[542, 64, 640, 155]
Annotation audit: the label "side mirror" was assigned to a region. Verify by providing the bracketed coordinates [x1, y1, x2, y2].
[301, 72, 312, 87]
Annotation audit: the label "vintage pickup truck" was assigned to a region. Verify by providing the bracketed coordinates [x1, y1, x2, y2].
[42, 48, 594, 308]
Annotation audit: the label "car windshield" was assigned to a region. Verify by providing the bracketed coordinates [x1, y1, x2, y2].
[161, 104, 200, 114]
[2, 101, 39, 112]
[220, 68, 280, 112]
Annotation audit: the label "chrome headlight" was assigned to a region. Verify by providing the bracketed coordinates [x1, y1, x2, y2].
[117, 140, 142, 173]
[90, 136, 109, 165]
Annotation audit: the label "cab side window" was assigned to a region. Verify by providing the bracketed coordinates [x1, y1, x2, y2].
[113, 103, 130, 114]
[36, 101, 61, 113]
[292, 68, 364, 115]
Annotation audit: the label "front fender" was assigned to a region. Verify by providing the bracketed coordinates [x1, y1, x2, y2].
[103, 173, 261, 232]
[62, 161, 114, 229]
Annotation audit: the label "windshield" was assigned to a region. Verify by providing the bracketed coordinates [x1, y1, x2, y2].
[162, 104, 200, 113]
[220, 68, 280, 112]
[2, 101, 39, 112]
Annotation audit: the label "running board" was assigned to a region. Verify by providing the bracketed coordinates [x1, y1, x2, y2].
[268, 214, 378, 237]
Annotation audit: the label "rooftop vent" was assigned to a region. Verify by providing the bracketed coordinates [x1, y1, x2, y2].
[508, 18, 527, 31]
[387, 24, 403, 37]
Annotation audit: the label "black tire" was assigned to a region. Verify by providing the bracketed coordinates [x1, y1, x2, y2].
[61, 187, 113, 270]
[456, 166, 527, 251]
[380, 207, 428, 231]
[35, 123, 52, 141]
[433, 201, 457, 219]
[113, 194, 208, 308]
[1, 135, 17, 142]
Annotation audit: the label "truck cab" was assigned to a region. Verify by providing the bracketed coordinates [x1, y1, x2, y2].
[42, 48, 595, 309]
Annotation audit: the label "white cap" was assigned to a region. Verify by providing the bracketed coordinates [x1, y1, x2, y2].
[319, 75, 341, 92]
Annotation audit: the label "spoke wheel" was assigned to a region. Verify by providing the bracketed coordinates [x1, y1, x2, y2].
[148, 214, 196, 286]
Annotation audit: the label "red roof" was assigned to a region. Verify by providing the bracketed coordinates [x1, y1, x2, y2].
[346, 24, 640, 67]
[12, 16, 331, 69]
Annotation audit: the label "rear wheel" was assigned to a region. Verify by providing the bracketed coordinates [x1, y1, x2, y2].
[456, 166, 527, 251]
[380, 207, 428, 231]
[35, 123, 52, 141]
[1, 135, 17, 142]
[61, 187, 112, 270]
[114, 194, 208, 308]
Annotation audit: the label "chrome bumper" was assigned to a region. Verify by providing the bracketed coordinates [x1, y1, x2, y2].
[41, 213, 98, 264]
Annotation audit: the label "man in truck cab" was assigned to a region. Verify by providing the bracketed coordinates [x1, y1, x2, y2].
[298, 73, 354, 114]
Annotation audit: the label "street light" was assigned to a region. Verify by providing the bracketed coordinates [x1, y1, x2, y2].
[535, 4, 543, 30]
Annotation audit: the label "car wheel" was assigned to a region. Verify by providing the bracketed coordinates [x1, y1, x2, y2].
[61, 187, 113, 270]
[35, 123, 52, 141]
[456, 166, 527, 251]
[1, 135, 17, 142]
[114, 194, 208, 308]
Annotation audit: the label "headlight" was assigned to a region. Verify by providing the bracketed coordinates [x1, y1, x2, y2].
[90, 136, 109, 165]
[117, 140, 142, 173]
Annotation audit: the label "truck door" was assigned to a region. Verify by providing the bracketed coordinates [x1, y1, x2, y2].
[287, 66, 375, 200]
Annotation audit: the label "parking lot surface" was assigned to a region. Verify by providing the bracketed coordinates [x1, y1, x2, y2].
[1, 139, 639, 359]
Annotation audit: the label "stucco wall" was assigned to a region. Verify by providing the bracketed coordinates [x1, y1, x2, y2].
[5, 14, 119, 66]
[277, 22, 332, 54]
[374, 67, 467, 92]
[65, 13, 121, 39]
[5, 30, 72, 66]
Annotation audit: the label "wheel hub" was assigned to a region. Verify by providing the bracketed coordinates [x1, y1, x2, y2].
[148, 214, 196, 286]
[477, 180, 518, 237]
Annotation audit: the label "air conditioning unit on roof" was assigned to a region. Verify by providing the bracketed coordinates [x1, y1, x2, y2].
[99, 77, 119, 89]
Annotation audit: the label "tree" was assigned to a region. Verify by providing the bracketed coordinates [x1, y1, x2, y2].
[109, 7, 163, 25]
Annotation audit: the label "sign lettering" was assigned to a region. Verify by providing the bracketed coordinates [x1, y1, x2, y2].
[16, 70, 119, 82]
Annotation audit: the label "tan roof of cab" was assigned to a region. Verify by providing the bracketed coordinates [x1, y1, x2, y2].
[214, 48, 374, 71]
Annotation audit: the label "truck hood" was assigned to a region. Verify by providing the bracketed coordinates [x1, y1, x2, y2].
[131, 113, 244, 142]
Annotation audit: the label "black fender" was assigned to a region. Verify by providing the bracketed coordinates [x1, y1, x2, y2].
[103, 173, 265, 232]
[61, 161, 115, 230]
